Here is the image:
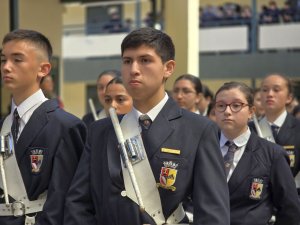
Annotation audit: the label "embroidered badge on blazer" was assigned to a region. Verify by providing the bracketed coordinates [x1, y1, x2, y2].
[283, 145, 295, 167]
[249, 178, 264, 200]
[157, 161, 178, 191]
[30, 148, 44, 173]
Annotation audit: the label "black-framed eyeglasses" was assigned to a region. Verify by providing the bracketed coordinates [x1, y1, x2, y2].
[215, 102, 249, 113]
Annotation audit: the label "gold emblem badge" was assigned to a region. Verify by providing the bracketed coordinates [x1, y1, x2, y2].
[249, 178, 263, 200]
[161, 148, 181, 155]
[157, 161, 178, 191]
[283, 146, 295, 167]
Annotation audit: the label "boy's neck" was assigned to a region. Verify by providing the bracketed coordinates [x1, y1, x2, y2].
[134, 91, 166, 114]
[265, 108, 285, 123]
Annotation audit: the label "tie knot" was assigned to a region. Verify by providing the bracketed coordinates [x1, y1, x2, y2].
[271, 124, 279, 132]
[13, 109, 20, 119]
[271, 124, 279, 140]
[139, 114, 152, 130]
[225, 141, 238, 152]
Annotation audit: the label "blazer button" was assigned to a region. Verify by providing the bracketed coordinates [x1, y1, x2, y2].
[121, 190, 127, 197]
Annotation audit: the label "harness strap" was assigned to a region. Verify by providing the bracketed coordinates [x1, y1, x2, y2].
[120, 111, 186, 224]
[0, 115, 46, 218]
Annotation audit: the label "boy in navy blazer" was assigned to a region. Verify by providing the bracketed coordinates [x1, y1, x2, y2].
[64, 27, 230, 225]
[0, 29, 86, 225]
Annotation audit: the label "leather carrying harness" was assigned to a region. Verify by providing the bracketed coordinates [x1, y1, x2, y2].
[0, 115, 47, 224]
[120, 111, 187, 225]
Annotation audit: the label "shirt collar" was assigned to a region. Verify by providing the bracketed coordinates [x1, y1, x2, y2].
[267, 110, 287, 128]
[133, 92, 169, 122]
[11, 89, 46, 118]
[220, 127, 251, 148]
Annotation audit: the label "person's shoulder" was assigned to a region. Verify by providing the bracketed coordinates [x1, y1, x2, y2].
[88, 116, 115, 137]
[40, 99, 84, 126]
[286, 113, 300, 126]
[182, 109, 215, 126]
[82, 112, 94, 122]
[251, 133, 287, 158]
[163, 98, 216, 129]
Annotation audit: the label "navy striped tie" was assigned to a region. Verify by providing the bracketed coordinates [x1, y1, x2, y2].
[224, 141, 238, 177]
[11, 109, 20, 144]
[271, 124, 279, 141]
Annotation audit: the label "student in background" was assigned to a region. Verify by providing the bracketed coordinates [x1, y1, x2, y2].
[292, 104, 300, 119]
[40, 74, 64, 108]
[254, 74, 300, 177]
[207, 102, 217, 122]
[82, 70, 120, 128]
[198, 84, 214, 116]
[103, 77, 133, 116]
[172, 74, 202, 114]
[215, 81, 300, 225]
[253, 88, 265, 120]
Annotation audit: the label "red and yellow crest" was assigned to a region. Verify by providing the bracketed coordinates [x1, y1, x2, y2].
[249, 178, 263, 200]
[157, 161, 178, 191]
[30, 148, 44, 173]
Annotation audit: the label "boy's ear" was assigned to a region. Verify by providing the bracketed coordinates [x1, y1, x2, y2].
[163, 60, 175, 79]
[38, 62, 52, 79]
[286, 93, 293, 106]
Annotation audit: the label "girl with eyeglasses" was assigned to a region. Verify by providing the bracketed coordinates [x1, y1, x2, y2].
[214, 81, 300, 225]
[172, 74, 202, 114]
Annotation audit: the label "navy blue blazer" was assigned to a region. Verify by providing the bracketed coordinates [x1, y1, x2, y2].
[82, 111, 97, 129]
[229, 132, 300, 225]
[250, 114, 300, 176]
[64, 98, 230, 225]
[0, 99, 87, 225]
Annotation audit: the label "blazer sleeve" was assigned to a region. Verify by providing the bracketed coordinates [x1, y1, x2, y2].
[36, 120, 87, 225]
[271, 146, 300, 225]
[192, 122, 230, 225]
[64, 134, 97, 225]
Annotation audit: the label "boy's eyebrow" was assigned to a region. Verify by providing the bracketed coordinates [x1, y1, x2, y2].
[122, 54, 153, 58]
[1, 52, 24, 57]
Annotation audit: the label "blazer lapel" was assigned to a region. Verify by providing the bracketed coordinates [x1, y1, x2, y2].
[228, 133, 259, 195]
[15, 100, 57, 162]
[106, 126, 124, 189]
[146, 98, 181, 160]
[277, 114, 295, 145]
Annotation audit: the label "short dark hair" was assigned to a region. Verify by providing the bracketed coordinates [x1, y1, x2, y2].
[174, 74, 202, 94]
[97, 70, 121, 81]
[106, 76, 123, 88]
[215, 81, 254, 106]
[202, 84, 214, 99]
[2, 29, 52, 61]
[121, 27, 175, 63]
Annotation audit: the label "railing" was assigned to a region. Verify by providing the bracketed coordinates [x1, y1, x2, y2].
[62, 22, 300, 58]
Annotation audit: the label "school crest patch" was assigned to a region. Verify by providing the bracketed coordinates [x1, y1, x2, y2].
[283, 146, 295, 167]
[249, 178, 264, 200]
[157, 161, 178, 191]
[30, 148, 44, 173]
